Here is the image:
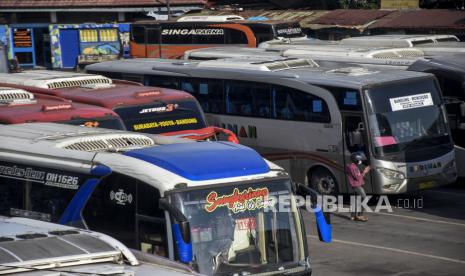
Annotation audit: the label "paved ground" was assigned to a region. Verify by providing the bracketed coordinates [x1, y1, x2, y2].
[303, 180, 465, 276]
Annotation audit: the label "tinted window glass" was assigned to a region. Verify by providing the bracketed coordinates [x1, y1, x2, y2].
[114, 101, 206, 134]
[323, 86, 362, 111]
[132, 26, 146, 43]
[0, 161, 88, 222]
[145, 76, 179, 89]
[181, 78, 224, 113]
[272, 85, 330, 123]
[162, 27, 225, 44]
[225, 29, 248, 44]
[83, 173, 167, 256]
[146, 28, 160, 44]
[84, 173, 137, 248]
[225, 81, 271, 118]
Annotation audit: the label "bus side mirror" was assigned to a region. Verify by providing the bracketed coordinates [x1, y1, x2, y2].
[159, 199, 193, 263]
[295, 183, 332, 243]
[349, 122, 365, 147]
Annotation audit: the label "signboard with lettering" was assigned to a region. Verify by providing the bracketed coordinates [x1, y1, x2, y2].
[389, 93, 434, 112]
[13, 28, 32, 48]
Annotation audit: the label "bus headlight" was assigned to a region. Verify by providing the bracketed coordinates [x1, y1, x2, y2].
[376, 167, 405, 180]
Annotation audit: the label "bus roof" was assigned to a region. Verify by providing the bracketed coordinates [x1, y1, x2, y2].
[340, 34, 460, 48]
[0, 87, 119, 124]
[0, 216, 196, 275]
[86, 58, 434, 90]
[0, 70, 112, 89]
[0, 71, 197, 109]
[0, 123, 276, 193]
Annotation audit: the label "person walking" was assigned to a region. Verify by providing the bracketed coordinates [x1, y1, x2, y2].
[346, 152, 371, 222]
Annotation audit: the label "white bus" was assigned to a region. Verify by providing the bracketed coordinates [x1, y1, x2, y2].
[0, 216, 197, 275]
[0, 123, 331, 276]
[87, 58, 458, 195]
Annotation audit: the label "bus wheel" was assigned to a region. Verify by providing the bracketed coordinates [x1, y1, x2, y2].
[309, 168, 338, 195]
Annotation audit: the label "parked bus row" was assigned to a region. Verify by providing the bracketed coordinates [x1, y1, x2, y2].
[0, 122, 331, 276]
[86, 58, 458, 195]
[0, 70, 238, 142]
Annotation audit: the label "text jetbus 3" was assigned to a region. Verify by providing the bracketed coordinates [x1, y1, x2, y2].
[0, 70, 237, 142]
[0, 123, 331, 276]
[86, 58, 458, 194]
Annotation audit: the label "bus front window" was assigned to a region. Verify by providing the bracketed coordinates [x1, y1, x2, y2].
[365, 79, 450, 156]
[114, 100, 207, 134]
[63, 117, 126, 130]
[168, 179, 305, 276]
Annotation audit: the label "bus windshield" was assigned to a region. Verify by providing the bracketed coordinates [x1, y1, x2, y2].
[365, 79, 449, 156]
[63, 116, 126, 130]
[113, 100, 207, 134]
[169, 178, 305, 275]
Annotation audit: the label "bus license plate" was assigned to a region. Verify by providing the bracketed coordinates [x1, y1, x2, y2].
[419, 181, 435, 190]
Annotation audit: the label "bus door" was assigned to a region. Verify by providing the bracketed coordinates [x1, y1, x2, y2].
[342, 113, 374, 194]
[145, 27, 161, 58]
[82, 172, 169, 257]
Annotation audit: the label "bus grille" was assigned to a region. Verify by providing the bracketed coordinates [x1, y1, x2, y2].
[47, 78, 112, 89]
[62, 136, 154, 152]
[0, 89, 35, 104]
[372, 49, 424, 59]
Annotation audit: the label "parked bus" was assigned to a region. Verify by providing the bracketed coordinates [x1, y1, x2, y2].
[87, 58, 458, 194]
[184, 47, 465, 149]
[0, 86, 125, 129]
[130, 17, 304, 58]
[0, 216, 197, 275]
[0, 70, 237, 142]
[0, 123, 331, 276]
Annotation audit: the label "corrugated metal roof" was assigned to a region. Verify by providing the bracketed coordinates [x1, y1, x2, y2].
[182, 9, 329, 28]
[369, 9, 465, 30]
[309, 9, 394, 27]
[0, 0, 206, 9]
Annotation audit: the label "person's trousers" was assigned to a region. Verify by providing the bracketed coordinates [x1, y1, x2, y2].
[352, 186, 367, 217]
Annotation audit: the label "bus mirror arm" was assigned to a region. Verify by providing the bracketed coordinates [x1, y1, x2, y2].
[159, 199, 193, 263]
[295, 183, 332, 243]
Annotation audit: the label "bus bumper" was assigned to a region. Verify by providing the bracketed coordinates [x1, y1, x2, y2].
[376, 167, 457, 194]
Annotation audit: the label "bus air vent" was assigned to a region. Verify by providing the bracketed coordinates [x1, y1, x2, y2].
[327, 67, 378, 76]
[371, 49, 424, 59]
[0, 87, 36, 105]
[46, 77, 112, 89]
[254, 58, 319, 71]
[59, 134, 155, 152]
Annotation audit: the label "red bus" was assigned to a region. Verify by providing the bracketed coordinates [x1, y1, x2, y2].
[130, 18, 304, 59]
[0, 86, 124, 129]
[0, 71, 238, 142]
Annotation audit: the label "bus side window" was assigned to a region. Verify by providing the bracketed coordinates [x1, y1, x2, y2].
[83, 173, 168, 256]
[192, 29, 225, 44]
[0, 177, 24, 217]
[0, 167, 85, 222]
[225, 81, 271, 118]
[225, 29, 248, 44]
[180, 78, 224, 113]
[83, 173, 137, 248]
[162, 27, 193, 44]
[145, 75, 180, 90]
[132, 26, 146, 43]
[272, 85, 331, 123]
[146, 28, 160, 44]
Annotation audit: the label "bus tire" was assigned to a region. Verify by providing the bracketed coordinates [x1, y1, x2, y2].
[309, 168, 338, 195]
